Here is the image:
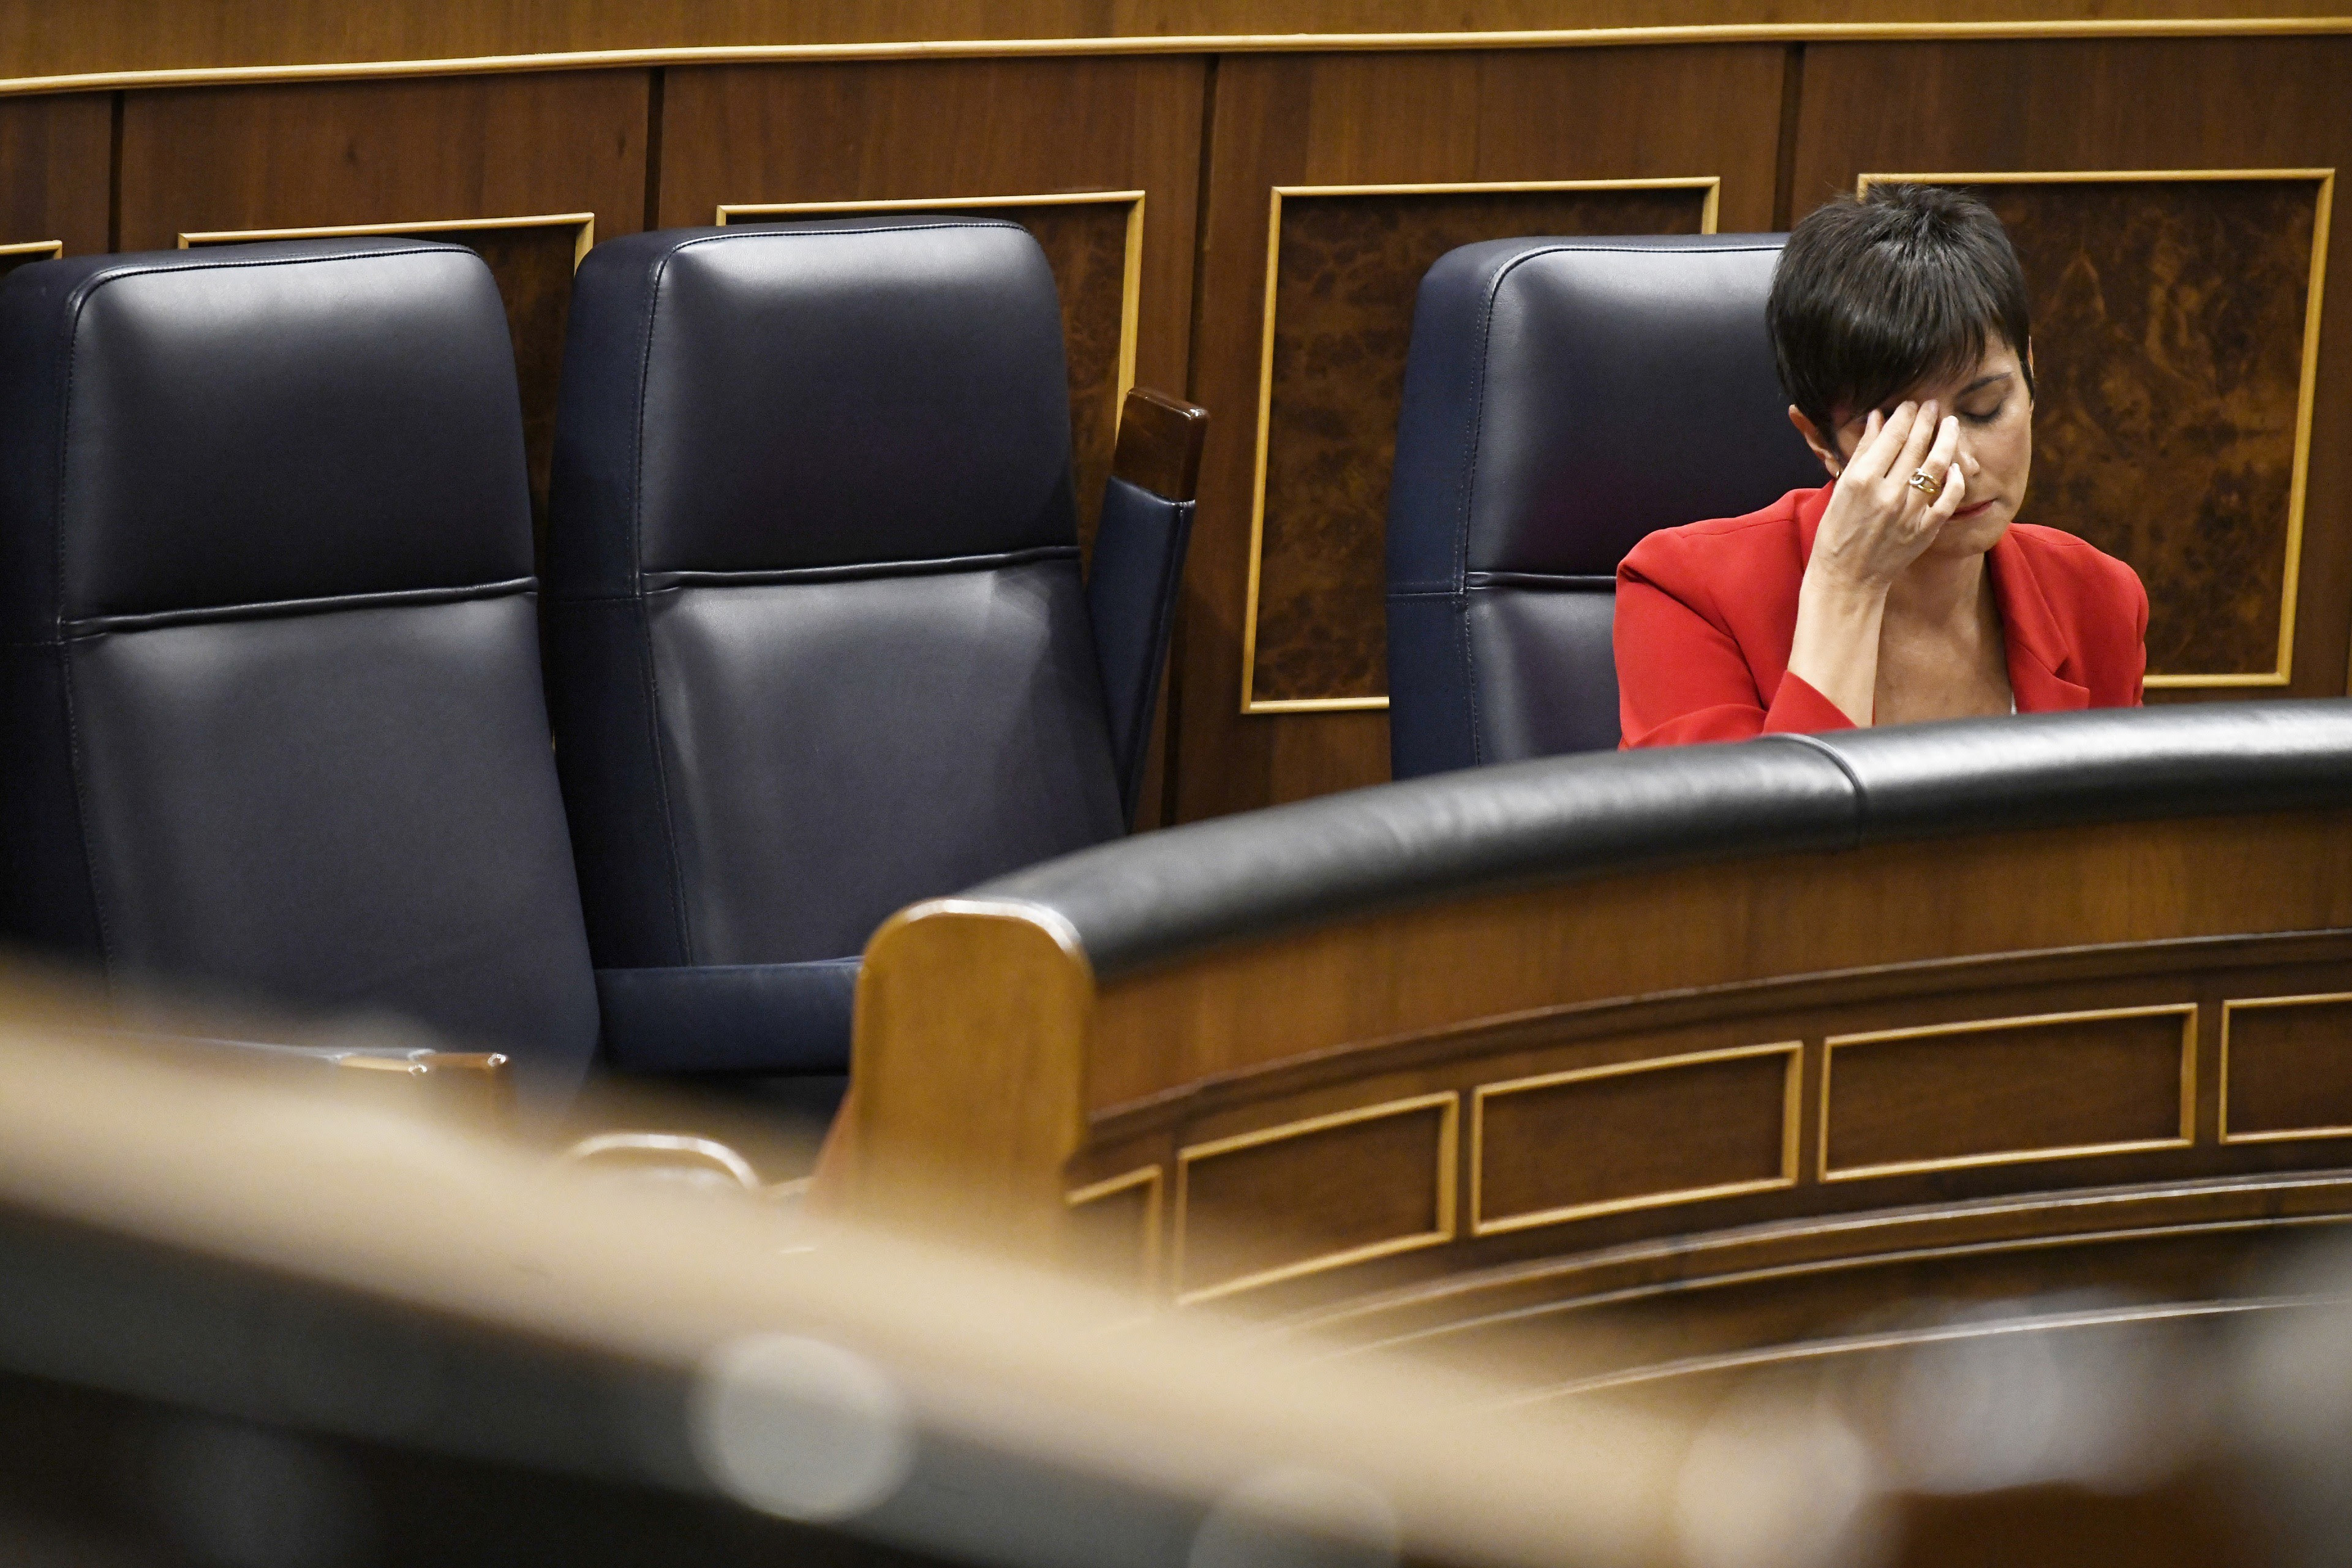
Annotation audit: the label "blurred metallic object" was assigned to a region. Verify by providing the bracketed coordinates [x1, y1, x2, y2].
[564, 1132, 767, 1195]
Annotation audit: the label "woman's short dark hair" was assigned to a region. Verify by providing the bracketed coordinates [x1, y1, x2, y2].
[1768, 183, 2034, 440]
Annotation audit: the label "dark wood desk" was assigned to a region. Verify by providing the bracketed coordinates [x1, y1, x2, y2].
[840, 777, 2352, 1390]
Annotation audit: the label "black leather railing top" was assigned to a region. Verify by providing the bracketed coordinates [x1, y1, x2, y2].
[970, 701, 2352, 979]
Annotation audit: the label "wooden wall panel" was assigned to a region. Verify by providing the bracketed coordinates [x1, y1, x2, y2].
[117, 74, 650, 542]
[1789, 37, 2352, 703]
[0, 94, 108, 258]
[1176, 47, 1789, 820]
[1473, 1044, 1798, 1234]
[1174, 1092, 1456, 1301]
[116, 74, 649, 250]
[1822, 1006, 2196, 1178]
[4, 2, 2337, 79]
[2220, 993, 2352, 1141]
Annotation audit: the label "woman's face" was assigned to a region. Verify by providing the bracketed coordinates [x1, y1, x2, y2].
[1819, 338, 2034, 560]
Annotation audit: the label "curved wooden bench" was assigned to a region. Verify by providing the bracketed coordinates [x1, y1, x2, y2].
[837, 702, 2352, 1379]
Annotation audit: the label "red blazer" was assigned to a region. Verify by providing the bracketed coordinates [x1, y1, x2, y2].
[1615, 485, 2147, 748]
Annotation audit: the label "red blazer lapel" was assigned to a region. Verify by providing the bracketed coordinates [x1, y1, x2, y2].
[1986, 530, 2090, 712]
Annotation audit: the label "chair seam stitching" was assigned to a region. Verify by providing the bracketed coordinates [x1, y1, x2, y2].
[631, 247, 696, 967]
[54, 276, 113, 973]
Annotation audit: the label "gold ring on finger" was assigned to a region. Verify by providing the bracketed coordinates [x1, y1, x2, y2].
[1907, 468, 1943, 499]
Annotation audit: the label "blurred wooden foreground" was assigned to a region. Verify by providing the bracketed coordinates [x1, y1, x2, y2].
[2, 980, 2352, 1566]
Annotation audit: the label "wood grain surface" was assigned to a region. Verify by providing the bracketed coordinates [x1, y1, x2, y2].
[0, 94, 108, 255]
[116, 74, 649, 251]
[8, 1, 2348, 79]
[848, 802, 2352, 1357]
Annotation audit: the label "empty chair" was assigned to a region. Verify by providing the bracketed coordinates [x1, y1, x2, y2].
[0, 240, 600, 1108]
[544, 217, 1199, 1079]
[1385, 234, 1823, 777]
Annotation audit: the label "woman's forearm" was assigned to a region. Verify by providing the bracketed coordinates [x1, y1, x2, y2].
[1785, 571, 1887, 726]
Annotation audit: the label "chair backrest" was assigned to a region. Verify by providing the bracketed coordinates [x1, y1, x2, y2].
[1385, 234, 1824, 777]
[0, 241, 600, 1100]
[544, 219, 1127, 974]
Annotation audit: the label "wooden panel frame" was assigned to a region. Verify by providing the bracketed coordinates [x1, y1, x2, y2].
[0, 238, 62, 262]
[1065, 1163, 1166, 1292]
[2218, 990, 2352, 1145]
[1172, 1090, 1459, 1304]
[12, 18, 2352, 95]
[178, 210, 597, 267]
[717, 189, 1147, 422]
[1820, 1002, 2199, 1182]
[1858, 167, 2335, 689]
[1469, 1041, 1802, 1236]
[1237, 176, 1724, 715]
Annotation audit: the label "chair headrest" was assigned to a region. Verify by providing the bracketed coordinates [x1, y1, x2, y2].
[549, 217, 1077, 594]
[1388, 233, 1825, 590]
[0, 239, 534, 633]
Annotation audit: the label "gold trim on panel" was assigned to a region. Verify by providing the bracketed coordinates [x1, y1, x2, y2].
[1468, 1041, 1802, 1237]
[1240, 177, 1722, 715]
[720, 190, 1147, 420]
[2219, 992, 2352, 1144]
[178, 211, 598, 268]
[1171, 1090, 1458, 1306]
[1065, 1163, 1166, 1292]
[1820, 1003, 2198, 1182]
[7, 18, 2352, 97]
[1860, 168, 2335, 689]
[0, 239, 64, 262]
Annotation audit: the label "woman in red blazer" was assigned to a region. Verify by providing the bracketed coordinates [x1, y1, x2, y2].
[1615, 184, 2146, 750]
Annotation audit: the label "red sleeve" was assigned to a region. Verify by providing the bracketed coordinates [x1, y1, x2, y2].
[1614, 553, 1856, 748]
[2125, 565, 2149, 707]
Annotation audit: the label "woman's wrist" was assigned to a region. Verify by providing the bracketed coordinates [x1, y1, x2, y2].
[1798, 553, 1896, 608]
[1787, 565, 1888, 726]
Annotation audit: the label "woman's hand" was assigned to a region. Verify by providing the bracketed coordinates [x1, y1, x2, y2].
[1807, 401, 1968, 593]
[1782, 401, 1967, 726]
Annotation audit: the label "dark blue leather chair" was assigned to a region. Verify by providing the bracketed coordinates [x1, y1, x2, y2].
[0, 241, 601, 1109]
[1385, 234, 1823, 777]
[544, 217, 1199, 1080]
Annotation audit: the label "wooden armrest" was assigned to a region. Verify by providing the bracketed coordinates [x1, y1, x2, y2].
[1110, 386, 1207, 504]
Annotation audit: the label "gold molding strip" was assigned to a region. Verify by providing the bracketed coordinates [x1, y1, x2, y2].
[1469, 1041, 1802, 1237]
[720, 190, 1146, 414]
[1861, 168, 2335, 689]
[178, 211, 598, 269]
[6, 18, 2352, 97]
[1820, 1002, 2198, 1182]
[0, 239, 64, 261]
[1065, 1163, 1166, 1292]
[1171, 1090, 1458, 1305]
[2219, 992, 2352, 1145]
[1240, 176, 1722, 715]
